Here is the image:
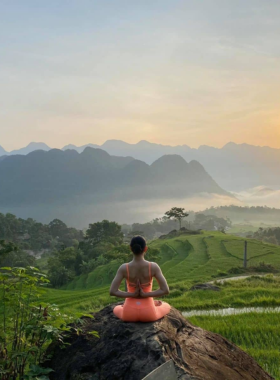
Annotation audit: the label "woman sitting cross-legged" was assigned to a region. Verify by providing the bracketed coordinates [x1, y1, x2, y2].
[110, 235, 171, 322]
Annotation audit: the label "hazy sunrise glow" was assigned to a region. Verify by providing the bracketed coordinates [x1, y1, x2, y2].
[1, 1, 280, 150]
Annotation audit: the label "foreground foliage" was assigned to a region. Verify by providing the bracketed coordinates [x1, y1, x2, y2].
[0, 267, 77, 380]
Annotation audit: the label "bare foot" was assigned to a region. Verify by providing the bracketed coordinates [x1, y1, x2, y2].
[154, 300, 162, 307]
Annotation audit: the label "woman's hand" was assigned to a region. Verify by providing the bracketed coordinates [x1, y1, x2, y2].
[138, 279, 150, 298]
[139, 287, 148, 297]
[131, 279, 140, 298]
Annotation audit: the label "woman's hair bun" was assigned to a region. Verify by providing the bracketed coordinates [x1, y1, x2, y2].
[131, 243, 142, 254]
[130, 235, 146, 255]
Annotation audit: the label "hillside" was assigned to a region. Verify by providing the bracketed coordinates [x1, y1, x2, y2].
[24, 231, 280, 379]
[55, 231, 280, 298]
[2, 140, 280, 191]
[95, 140, 280, 191]
[0, 148, 229, 225]
[200, 205, 280, 224]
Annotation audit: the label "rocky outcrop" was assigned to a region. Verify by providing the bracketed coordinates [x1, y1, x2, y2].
[46, 304, 273, 380]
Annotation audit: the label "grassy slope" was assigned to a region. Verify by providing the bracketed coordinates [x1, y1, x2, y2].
[39, 231, 280, 379]
[41, 231, 280, 313]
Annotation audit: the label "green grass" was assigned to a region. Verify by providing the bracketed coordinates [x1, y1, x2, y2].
[36, 231, 280, 379]
[40, 231, 280, 312]
[189, 312, 280, 380]
[170, 276, 280, 310]
[39, 275, 280, 379]
[227, 224, 259, 235]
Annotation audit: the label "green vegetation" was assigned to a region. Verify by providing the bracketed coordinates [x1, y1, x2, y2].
[3, 222, 280, 378]
[46, 220, 161, 288]
[0, 267, 77, 380]
[192, 213, 231, 231]
[251, 226, 280, 246]
[41, 231, 280, 313]
[189, 312, 280, 379]
[227, 223, 260, 236]
[0, 213, 83, 252]
[164, 207, 189, 230]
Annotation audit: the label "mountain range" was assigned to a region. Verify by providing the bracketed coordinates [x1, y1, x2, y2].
[0, 147, 230, 226]
[1, 140, 280, 191]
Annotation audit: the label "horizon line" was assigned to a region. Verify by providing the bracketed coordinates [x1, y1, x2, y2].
[1, 139, 279, 154]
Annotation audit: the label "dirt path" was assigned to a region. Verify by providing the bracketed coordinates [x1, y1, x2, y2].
[208, 273, 275, 284]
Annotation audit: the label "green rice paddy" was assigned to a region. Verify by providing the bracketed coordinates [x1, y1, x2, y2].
[38, 231, 280, 378]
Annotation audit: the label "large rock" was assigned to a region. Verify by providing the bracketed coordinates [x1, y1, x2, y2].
[46, 304, 273, 380]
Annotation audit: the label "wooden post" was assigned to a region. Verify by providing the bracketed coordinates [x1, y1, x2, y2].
[243, 240, 247, 268]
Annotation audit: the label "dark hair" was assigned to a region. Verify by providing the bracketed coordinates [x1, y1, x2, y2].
[130, 235, 146, 255]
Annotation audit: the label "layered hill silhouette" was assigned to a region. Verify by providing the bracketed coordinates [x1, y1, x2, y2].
[2, 140, 280, 191]
[68, 140, 280, 191]
[0, 147, 228, 207]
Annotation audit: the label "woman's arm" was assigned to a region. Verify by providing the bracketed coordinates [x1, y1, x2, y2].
[109, 265, 139, 298]
[140, 263, 169, 298]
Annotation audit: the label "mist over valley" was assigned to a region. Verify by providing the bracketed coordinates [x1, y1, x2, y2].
[1, 141, 280, 227]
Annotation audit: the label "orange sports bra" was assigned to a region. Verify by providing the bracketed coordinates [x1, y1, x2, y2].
[126, 262, 153, 291]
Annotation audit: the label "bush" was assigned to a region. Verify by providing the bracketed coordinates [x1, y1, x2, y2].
[227, 262, 278, 276]
[0, 266, 76, 379]
[211, 270, 228, 278]
[228, 267, 246, 275]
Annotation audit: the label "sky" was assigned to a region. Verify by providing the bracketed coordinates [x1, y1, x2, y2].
[1, 0, 280, 151]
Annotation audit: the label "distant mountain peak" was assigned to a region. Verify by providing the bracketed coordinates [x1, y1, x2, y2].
[102, 139, 129, 147]
[222, 142, 237, 148]
[82, 146, 111, 157]
[63, 144, 78, 150]
[137, 140, 154, 146]
[0, 145, 7, 155]
[26, 142, 50, 148]
[151, 155, 188, 173]
[6, 142, 52, 156]
[152, 154, 187, 164]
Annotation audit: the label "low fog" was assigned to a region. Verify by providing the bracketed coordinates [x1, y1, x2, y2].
[1, 186, 279, 228]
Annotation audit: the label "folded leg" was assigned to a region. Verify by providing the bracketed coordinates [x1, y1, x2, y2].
[155, 301, 171, 319]
[113, 305, 124, 320]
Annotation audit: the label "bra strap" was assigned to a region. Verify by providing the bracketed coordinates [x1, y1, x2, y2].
[126, 263, 130, 283]
[149, 262, 152, 281]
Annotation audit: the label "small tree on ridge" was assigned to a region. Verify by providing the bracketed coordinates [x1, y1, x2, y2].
[164, 207, 189, 230]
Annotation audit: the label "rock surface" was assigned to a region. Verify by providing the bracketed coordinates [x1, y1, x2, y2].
[46, 304, 273, 380]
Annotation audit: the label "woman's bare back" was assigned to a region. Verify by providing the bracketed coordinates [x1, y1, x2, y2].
[126, 260, 152, 284]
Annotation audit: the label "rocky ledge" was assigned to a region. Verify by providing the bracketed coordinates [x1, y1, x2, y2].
[46, 304, 273, 380]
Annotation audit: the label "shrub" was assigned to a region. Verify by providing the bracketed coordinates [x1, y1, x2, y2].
[0, 266, 75, 379]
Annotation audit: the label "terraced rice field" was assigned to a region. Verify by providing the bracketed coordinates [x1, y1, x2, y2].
[35, 232, 280, 379]
[189, 312, 280, 380]
[42, 231, 280, 313]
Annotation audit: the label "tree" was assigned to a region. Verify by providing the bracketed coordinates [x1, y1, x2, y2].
[0, 240, 35, 268]
[85, 220, 123, 247]
[47, 246, 84, 286]
[164, 207, 189, 230]
[48, 219, 68, 238]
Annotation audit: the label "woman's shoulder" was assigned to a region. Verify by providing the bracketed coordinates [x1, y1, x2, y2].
[118, 263, 128, 272]
[147, 261, 160, 275]
[147, 261, 159, 267]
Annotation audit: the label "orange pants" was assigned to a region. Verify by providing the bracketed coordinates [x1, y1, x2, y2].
[113, 298, 171, 322]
